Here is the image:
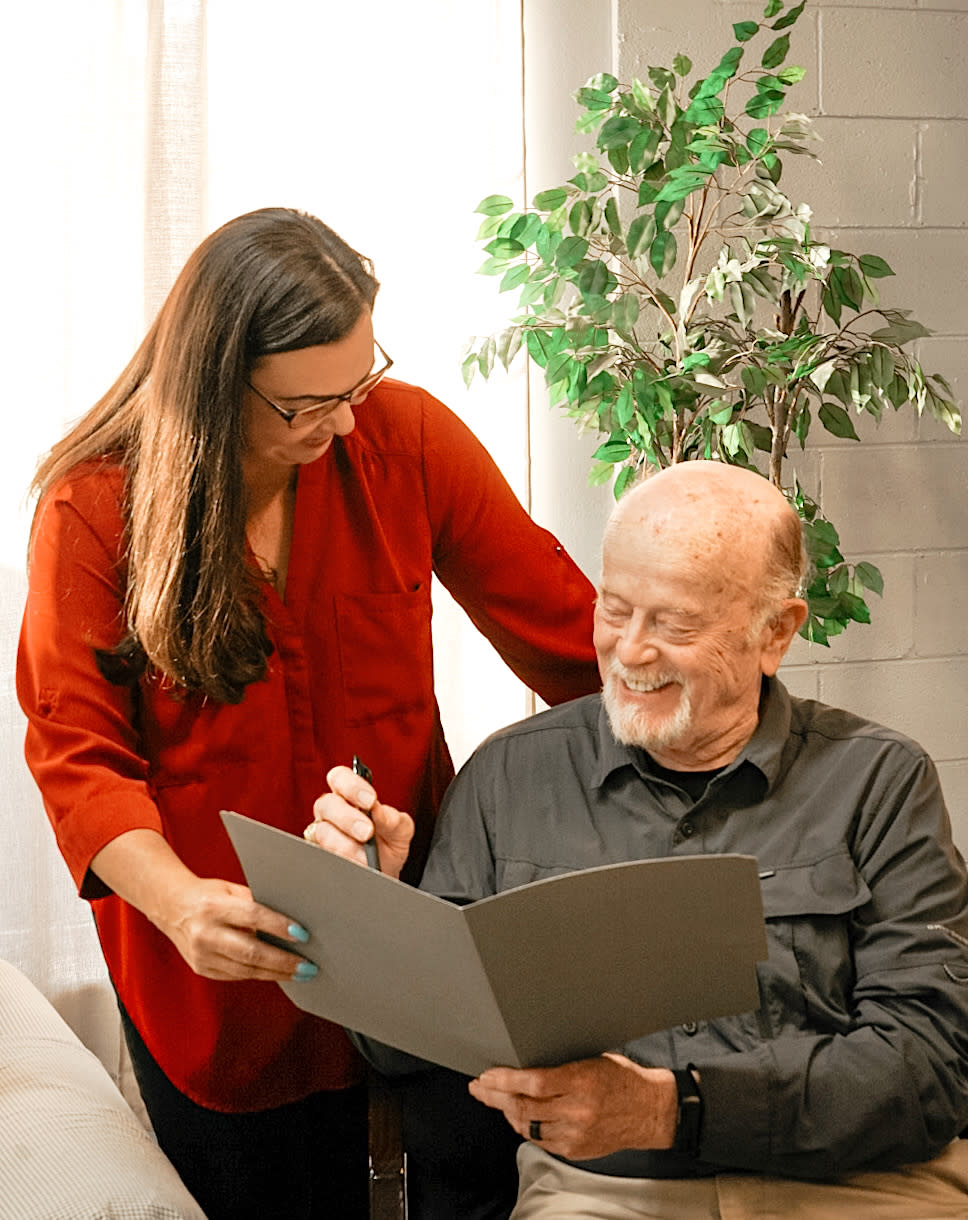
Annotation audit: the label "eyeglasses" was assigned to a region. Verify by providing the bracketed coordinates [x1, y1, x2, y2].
[247, 340, 393, 430]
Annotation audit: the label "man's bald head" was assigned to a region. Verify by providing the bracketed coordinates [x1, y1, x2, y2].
[605, 461, 807, 629]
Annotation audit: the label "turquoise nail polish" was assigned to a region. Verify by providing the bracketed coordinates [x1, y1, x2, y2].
[288, 922, 310, 943]
[294, 961, 318, 980]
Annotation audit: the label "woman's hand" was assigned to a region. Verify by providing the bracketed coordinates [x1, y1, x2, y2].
[152, 875, 318, 982]
[90, 828, 317, 982]
[304, 764, 414, 879]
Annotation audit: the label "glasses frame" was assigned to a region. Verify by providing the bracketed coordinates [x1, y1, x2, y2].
[247, 340, 393, 429]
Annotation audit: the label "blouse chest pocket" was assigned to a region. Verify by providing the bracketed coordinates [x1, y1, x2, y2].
[755, 851, 872, 1036]
[334, 585, 434, 726]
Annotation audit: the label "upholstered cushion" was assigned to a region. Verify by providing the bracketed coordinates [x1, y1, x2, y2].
[0, 958, 206, 1218]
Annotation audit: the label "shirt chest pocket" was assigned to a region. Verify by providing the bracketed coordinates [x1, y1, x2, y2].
[756, 851, 872, 1036]
[334, 586, 434, 726]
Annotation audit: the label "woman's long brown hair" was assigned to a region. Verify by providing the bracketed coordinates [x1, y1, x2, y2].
[30, 208, 379, 703]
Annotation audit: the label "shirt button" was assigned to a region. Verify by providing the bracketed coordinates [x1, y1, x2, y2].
[681, 1021, 699, 1035]
[679, 821, 695, 838]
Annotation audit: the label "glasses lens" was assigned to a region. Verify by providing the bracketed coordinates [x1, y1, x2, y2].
[287, 402, 336, 430]
[285, 344, 391, 428]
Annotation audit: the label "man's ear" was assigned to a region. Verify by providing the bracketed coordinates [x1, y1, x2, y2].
[760, 599, 809, 676]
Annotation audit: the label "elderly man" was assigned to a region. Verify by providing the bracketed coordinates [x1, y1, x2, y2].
[312, 461, 968, 1218]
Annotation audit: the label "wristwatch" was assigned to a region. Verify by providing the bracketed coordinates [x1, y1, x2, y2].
[671, 1064, 703, 1157]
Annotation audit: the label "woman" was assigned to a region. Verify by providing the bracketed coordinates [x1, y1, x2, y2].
[17, 208, 600, 1218]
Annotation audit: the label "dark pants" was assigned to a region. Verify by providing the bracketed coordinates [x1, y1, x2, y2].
[120, 1005, 368, 1219]
[396, 1066, 522, 1219]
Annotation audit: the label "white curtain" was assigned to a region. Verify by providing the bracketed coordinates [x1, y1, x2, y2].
[0, 0, 534, 1074]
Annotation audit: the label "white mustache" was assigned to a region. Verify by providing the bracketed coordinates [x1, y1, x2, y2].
[608, 662, 683, 693]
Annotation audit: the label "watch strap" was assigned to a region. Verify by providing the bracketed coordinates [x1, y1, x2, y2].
[671, 1064, 703, 1157]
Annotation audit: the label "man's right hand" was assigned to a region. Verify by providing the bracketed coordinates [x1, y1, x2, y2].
[304, 764, 414, 878]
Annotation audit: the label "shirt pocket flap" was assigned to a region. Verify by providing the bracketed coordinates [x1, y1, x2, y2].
[760, 851, 871, 920]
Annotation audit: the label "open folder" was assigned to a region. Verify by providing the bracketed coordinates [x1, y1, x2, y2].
[222, 811, 768, 1078]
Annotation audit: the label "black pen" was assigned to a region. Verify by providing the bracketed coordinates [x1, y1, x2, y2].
[352, 756, 380, 872]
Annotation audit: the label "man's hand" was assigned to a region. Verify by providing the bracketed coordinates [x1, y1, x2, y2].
[304, 764, 414, 879]
[468, 1054, 678, 1161]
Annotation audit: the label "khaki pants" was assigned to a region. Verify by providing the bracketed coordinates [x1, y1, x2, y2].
[512, 1139, 968, 1220]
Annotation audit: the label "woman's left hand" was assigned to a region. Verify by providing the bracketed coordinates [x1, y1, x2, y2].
[304, 765, 414, 878]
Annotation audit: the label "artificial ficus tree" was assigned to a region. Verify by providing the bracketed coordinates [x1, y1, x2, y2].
[463, 0, 960, 644]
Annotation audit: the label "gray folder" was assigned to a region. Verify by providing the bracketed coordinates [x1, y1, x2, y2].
[222, 811, 768, 1078]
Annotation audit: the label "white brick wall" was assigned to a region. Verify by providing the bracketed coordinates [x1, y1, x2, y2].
[614, 1, 968, 847]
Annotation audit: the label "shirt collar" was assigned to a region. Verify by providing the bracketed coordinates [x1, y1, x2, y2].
[590, 676, 793, 792]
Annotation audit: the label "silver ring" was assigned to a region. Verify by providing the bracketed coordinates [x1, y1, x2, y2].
[529, 1119, 542, 1141]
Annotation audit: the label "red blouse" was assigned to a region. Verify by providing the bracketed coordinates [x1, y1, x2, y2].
[17, 380, 600, 1111]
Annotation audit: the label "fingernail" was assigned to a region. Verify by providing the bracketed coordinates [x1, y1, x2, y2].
[294, 961, 318, 980]
[288, 923, 310, 943]
[356, 788, 375, 811]
[354, 820, 373, 839]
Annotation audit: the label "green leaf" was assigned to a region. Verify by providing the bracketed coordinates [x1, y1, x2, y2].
[477, 256, 511, 276]
[650, 230, 678, 277]
[776, 65, 806, 84]
[654, 168, 710, 203]
[870, 346, 895, 388]
[578, 260, 618, 298]
[733, 21, 759, 42]
[709, 401, 734, 425]
[485, 237, 524, 259]
[554, 235, 589, 269]
[684, 95, 725, 124]
[607, 143, 631, 175]
[569, 199, 593, 235]
[604, 197, 622, 237]
[525, 328, 564, 368]
[673, 53, 693, 76]
[764, 0, 783, 16]
[839, 267, 865, 311]
[870, 319, 932, 345]
[631, 78, 655, 112]
[838, 591, 871, 624]
[533, 187, 569, 211]
[613, 465, 637, 498]
[772, 0, 806, 30]
[461, 351, 478, 388]
[638, 180, 660, 207]
[598, 115, 644, 150]
[747, 127, 770, 156]
[717, 46, 745, 77]
[593, 438, 633, 463]
[655, 197, 686, 230]
[475, 194, 514, 217]
[858, 254, 894, 279]
[722, 421, 755, 460]
[611, 294, 640, 333]
[854, 562, 884, 596]
[742, 365, 769, 396]
[499, 263, 531, 293]
[614, 383, 636, 426]
[762, 33, 791, 69]
[746, 88, 786, 119]
[629, 125, 662, 172]
[627, 214, 657, 257]
[818, 401, 860, 440]
[576, 86, 616, 111]
[648, 66, 677, 92]
[587, 72, 619, 92]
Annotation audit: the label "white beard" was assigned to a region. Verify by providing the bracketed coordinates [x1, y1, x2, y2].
[601, 658, 694, 751]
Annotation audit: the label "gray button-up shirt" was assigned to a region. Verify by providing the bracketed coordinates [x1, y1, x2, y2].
[416, 678, 968, 1180]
